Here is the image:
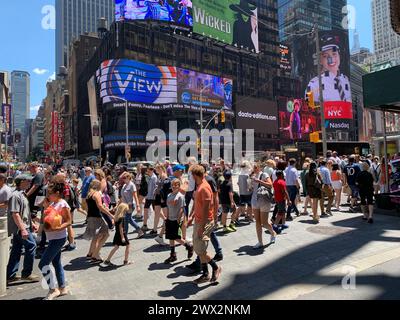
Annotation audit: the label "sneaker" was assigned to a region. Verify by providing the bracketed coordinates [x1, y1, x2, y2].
[155, 236, 167, 246]
[65, 243, 77, 251]
[185, 244, 194, 259]
[141, 225, 150, 232]
[149, 230, 158, 235]
[301, 211, 309, 216]
[281, 224, 289, 230]
[136, 230, 145, 239]
[368, 218, 374, 224]
[21, 274, 40, 283]
[270, 236, 276, 244]
[228, 223, 237, 232]
[321, 213, 329, 218]
[313, 218, 320, 224]
[253, 242, 264, 249]
[362, 217, 368, 221]
[186, 262, 201, 272]
[286, 216, 293, 221]
[326, 211, 333, 216]
[194, 274, 211, 284]
[223, 226, 235, 233]
[272, 225, 282, 235]
[7, 276, 21, 284]
[44, 289, 61, 301]
[234, 220, 242, 226]
[349, 207, 355, 213]
[210, 266, 222, 283]
[213, 253, 223, 262]
[164, 254, 177, 264]
[58, 287, 69, 297]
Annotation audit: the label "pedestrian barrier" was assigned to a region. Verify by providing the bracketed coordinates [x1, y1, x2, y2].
[0, 230, 7, 297]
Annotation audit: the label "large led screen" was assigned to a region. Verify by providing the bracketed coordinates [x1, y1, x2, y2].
[115, 0, 193, 27]
[96, 59, 233, 111]
[193, 0, 259, 52]
[292, 29, 353, 132]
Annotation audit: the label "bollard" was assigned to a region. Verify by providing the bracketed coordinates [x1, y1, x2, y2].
[0, 230, 7, 297]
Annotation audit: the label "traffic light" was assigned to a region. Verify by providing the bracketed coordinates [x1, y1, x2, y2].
[306, 91, 315, 109]
[310, 131, 322, 143]
[220, 111, 226, 123]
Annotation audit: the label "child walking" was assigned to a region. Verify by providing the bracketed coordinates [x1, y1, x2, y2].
[272, 171, 291, 234]
[104, 203, 132, 266]
[164, 179, 193, 264]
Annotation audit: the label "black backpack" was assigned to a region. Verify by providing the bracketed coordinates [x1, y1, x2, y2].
[107, 181, 116, 205]
[66, 184, 78, 211]
[139, 175, 148, 197]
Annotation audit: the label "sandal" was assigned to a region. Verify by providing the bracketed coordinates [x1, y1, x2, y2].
[91, 257, 103, 263]
[124, 260, 133, 266]
[86, 254, 92, 260]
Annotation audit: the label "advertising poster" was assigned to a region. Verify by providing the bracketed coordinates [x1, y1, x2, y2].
[292, 29, 352, 132]
[193, 0, 259, 52]
[1, 104, 12, 134]
[88, 75, 101, 150]
[115, 0, 193, 27]
[97, 59, 232, 110]
[51, 111, 59, 152]
[177, 68, 232, 109]
[278, 97, 321, 143]
[280, 44, 291, 72]
[235, 96, 278, 135]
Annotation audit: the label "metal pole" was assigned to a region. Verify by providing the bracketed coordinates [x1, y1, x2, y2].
[200, 91, 203, 163]
[125, 100, 129, 161]
[382, 111, 389, 193]
[99, 116, 102, 164]
[315, 25, 328, 158]
[0, 227, 7, 297]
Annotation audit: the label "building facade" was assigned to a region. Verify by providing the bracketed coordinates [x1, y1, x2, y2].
[75, 1, 280, 162]
[56, 0, 115, 71]
[371, 0, 400, 66]
[11, 71, 30, 161]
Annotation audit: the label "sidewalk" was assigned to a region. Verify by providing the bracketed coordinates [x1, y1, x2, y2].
[2, 200, 400, 300]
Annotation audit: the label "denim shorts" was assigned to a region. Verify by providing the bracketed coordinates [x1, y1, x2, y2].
[349, 185, 359, 199]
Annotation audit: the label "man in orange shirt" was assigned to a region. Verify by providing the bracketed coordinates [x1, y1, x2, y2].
[188, 165, 222, 284]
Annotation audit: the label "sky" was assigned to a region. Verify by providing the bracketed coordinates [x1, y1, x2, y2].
[0, 0, 373, 120]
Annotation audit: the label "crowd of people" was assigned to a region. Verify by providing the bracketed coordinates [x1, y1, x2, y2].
[1, 151, 398, 300]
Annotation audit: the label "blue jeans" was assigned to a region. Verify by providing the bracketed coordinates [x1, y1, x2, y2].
[125, 208, 141, 234]
[38, 237, 67, 290]
[286, 186, 299, 217]
[194, 230, 222, 266]
[7, 230, 37, 279]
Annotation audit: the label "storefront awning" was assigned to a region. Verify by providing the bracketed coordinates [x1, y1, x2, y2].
[363, 65, 400, 113]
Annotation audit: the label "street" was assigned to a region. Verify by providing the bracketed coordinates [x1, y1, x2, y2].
[2, 199, 400, 300]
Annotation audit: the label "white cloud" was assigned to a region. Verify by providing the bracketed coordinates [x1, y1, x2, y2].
[33, 68, 49, 75]
[30, 105, 41, 119]
[47, 72, 56, 82]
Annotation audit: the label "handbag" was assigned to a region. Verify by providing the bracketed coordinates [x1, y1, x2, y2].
[256, 173, 275, 203]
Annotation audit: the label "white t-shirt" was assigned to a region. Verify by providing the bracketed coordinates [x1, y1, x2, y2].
[45, 199, 70, 241]
[188, 171, 196, 192]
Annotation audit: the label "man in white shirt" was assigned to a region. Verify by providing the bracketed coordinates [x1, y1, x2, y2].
[284, 158, 300, 221]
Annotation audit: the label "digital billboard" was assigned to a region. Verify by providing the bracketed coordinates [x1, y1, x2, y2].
[235, 97, 278, 135]
[278, 97, 321, 142]
[193, 0, 259, 52]
[292, 29, 353, 132]
[279, 44, 291, 72]
[115, 0, 193, 27]
[96, 59, 233, 111]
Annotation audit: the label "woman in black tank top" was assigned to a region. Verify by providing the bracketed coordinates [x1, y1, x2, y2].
[83, 179, 114, 262]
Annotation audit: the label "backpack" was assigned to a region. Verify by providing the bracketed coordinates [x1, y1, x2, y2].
[314, 174, 322, 190]
[256, 173, 275, 204]
[372, 164, 381, 183]
[139, 175, 148, 197]
[66, 184, 78, 211]
[106, 181, 116, 205]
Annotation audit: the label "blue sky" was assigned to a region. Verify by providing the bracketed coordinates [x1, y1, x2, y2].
[0, 0, 373, 119]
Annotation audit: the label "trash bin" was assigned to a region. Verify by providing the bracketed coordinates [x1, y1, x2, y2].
[0, 230, 7, 297]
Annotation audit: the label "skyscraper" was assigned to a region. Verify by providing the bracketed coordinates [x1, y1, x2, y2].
[11, 71, 30, 159]
[55, 0, 115, 71]
[278, 0, 347, 43]
[372, 0, 400, 65]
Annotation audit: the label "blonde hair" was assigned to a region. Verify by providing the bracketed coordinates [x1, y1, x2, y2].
[266, 159, 276, 168]
[94, 169, 106, 180]
[114, 203, 129, 221]
[87, 179, 102, 198]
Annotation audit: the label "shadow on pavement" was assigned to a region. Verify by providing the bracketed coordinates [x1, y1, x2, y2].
[158, 281, 215, 299]
[64, 257, 102, 271]
[143, 244, 170, 253]
[148, 260, 186, 271]
[167, 265, 197, 279]
[207, 215, 400, 300]
[234, 245, 268, 256]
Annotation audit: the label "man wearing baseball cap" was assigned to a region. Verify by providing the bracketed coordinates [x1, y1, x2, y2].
[7, 174, 40, 284]
[306, 33, 352, 104]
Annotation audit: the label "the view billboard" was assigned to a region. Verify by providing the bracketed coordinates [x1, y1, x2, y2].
[96, 59, 233, 112]
[278, 97, 321, 142]
[292, 29, 353, 132]
[115, 0, 193, 27]
[235, 97, 278, 135]
[115, 0, 259, 53]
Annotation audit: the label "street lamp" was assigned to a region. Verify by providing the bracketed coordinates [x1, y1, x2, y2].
[84, 114, 102, 161]
[108, 96, 129, 161]
[199, 83, 214, 162]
